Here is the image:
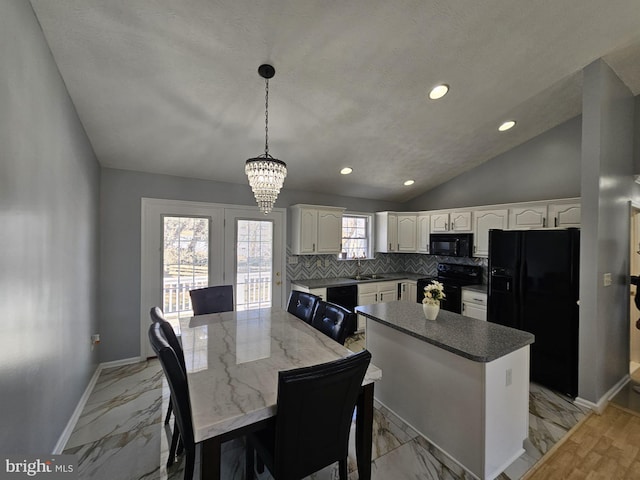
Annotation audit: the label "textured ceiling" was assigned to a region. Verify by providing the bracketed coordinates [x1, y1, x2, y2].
[30, 0, 640, 202]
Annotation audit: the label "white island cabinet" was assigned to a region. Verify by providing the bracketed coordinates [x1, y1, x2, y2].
[357, 302, 534, 480]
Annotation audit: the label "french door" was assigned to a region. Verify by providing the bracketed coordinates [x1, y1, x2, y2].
[141, 199, 285, 359]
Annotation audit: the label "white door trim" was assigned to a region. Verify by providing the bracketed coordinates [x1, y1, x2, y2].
[140, 198, 286, 358]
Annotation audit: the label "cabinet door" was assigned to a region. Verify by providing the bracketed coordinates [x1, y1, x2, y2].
[397, 214, 417, 252]
[417, 214, 430, 253]
[375, 212, 398, 253]
[399, 282, 418, 302]
[430, 213, 449, 232]
[548, 203, 580, 228]
[298, 209, 318, 253]
[473, 209, 508, 257]
[378, 284, 398, 303]
[462, 302, 487, 321]
[316, 209, 342, 254]
[450, 211, 472, 232]
[508, 205, 547, 229]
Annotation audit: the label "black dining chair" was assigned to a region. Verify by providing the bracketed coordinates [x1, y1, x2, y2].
[286, 290, 321, 324]
[149, 307, 186, 467]
[245, 349, 372, 480]
[310, 301, 354, 346]
[189, 285, 234, 315]
[148, 322, 196, 480]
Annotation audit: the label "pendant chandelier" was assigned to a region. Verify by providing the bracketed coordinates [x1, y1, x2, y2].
[245, 64, 287, 214]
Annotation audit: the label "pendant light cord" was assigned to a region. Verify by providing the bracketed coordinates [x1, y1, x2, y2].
[264, 78, 269, 157]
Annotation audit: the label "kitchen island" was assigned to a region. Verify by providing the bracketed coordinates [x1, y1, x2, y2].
[356, 301, 534, 480]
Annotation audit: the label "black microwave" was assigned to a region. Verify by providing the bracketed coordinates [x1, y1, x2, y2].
[429, 233, 473, 257]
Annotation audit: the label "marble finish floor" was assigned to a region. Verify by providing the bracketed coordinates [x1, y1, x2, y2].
[64, 339, 588, 479]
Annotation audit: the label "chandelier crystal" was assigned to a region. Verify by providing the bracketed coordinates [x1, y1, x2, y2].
[245, 64, 287, 214]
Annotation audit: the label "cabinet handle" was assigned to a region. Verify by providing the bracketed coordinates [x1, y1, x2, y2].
[542, 218, 546, 228]
[313, 243, 316, 251]
[375, 293, 378, 302]
[462, 304, 465, 311]
[554, 217, 558, 228]
[397, 243, 400, 251]
[389, 243, 392, 251]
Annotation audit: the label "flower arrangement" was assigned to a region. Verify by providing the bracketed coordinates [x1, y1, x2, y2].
[422, 280, 445, 305]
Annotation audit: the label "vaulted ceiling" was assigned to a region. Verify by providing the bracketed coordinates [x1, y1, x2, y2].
[30, 0, 640, 202]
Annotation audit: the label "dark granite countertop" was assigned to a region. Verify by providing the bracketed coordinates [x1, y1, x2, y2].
[291, 272, 425, 289]
[461, 284, 488, 294]
[356, 301, 534, 362]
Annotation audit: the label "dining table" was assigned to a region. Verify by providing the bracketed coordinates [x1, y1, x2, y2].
[179, 307, 382, 480]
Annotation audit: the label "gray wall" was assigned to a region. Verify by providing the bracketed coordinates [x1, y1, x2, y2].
[0, 0, 100, 453]
[578, 60, 636, 404]
[404, 116, 582, 210]
[99, 168, 401, 362]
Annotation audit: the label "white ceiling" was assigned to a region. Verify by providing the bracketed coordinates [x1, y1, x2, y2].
[30, 0, 640, 203]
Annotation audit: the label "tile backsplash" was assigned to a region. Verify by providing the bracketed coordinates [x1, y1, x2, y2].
[286, 246, 488, 283]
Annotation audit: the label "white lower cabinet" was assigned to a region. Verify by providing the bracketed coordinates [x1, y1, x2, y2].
[357, 281, 399, 331]
[291, 284, 326, 301]
[400, 281, 417, 302]
[461, 289, 487, 321]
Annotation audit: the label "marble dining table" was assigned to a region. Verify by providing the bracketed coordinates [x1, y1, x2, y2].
[179, 307, 382, 480]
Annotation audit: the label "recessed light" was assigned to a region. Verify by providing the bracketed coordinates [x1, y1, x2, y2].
[429, 84, 449, 100]
[498, 120, 516, 132]
[403, 180, 415, 186]
[340, 167, 353, 175]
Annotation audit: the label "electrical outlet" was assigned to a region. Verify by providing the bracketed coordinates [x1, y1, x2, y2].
[505, 368, 512, 386]
[287, 256, 298, 265]
[316, 259, 322, 267]
[325, 259, 330, 267]
[603, 273, 612, 287]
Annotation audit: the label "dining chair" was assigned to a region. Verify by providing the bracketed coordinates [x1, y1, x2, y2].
[286, 290, 320, 324]
[149, 307, 186, 467]
[310, 301, 354, 346]
[245, 349, 372, 480]
[148, 322, 196, 480]
[189, 285, 234, 315]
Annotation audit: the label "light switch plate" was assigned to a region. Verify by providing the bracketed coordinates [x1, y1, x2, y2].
[603, 273, 612, 287]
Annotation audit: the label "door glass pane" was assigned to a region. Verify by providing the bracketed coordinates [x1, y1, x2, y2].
[236, 220, 273, 311]
[163, 216, 209, 332]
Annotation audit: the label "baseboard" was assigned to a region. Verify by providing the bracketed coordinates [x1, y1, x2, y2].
[100, 356, 144, 369]
[574, 374, 630, 414]
[52, 364, 103, 454]
[52, 356, 145, 454]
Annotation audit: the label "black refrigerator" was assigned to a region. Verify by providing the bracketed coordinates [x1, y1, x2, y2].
[487, 228, 579, 398]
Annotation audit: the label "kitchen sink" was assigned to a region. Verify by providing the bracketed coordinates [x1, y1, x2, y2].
[347, 274, 386, 281]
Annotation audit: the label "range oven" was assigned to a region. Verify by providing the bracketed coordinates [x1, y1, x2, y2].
[417, 263, 482, 314]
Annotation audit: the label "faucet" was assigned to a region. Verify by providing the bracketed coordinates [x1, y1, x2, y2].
[354, 257, 362, 280]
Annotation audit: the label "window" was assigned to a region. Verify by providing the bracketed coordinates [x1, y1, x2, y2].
[340, 213, 373, 259]
[235, 219, 273, 311]
[162, 216, 210, 332]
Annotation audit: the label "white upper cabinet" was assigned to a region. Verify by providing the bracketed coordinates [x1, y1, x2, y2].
[451, 211, 472, 232]
[397, 214, 417, 252]
[376, 212, 398, 252]
[548, 203, 581, 228]
[430, 211, 472, 232]
[508, 205, 548, 229]
[291, 204, 344, 255]
[473, 209, 508, 257]
[430, 213, 449, 232]
[417, 213, 430, 253]
[377, 212, 417, 253]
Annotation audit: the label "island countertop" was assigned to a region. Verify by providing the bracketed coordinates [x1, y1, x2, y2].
[356, 301, 534, 363]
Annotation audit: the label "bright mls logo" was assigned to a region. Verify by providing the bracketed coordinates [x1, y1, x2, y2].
[1, 455, 76, 479]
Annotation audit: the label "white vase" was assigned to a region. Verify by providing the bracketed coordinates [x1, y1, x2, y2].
[423, 303, 440, 320]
